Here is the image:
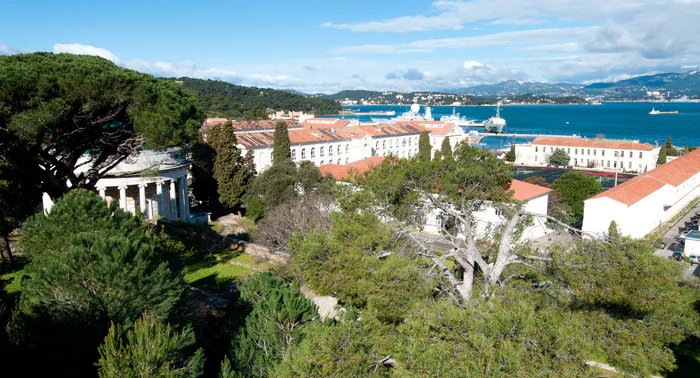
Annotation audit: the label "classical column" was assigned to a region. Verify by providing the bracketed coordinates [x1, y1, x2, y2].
[138, 184, 148, 219]
[156, 181, 166, 219]
[169, 179, 179, 220]
[97, 186, 106, 199]
[118, 185, 128, 211]
[178, 176, 189, 223]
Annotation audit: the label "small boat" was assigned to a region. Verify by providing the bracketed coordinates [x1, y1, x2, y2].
[440, 107, 484, 127]
[649, 107, 678, 115]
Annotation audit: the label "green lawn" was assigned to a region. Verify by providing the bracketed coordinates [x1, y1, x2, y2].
[1, 269, 24, 295]
[181, 250, 265, 290]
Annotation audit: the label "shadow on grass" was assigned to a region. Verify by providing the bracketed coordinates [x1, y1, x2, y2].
[665, 335, 700, 378]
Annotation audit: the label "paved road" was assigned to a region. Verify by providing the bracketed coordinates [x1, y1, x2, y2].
[654, 201, 700, 278]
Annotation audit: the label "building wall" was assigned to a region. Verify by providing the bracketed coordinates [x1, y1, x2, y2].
[423, 194, 550, 242]
[514, 143, 660, 173]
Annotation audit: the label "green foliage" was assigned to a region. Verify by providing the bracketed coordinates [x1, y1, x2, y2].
[433, 149, 442, 161]
[608, 220, 619, 237]
[232, 273, 318, 377]
[551, 171, 603, 224]
[219, 356, 237, 378]
[440, 137, 453, 160]
[166, 77, 341, 118]
[0, 160, 40, 264]
[418, 131, 431, 160]
[271, 320, 390, 377]
[0, 53, 202, 197]
[11, 190, 183, 376]
[523, 176, 549, 187]
[190, 141, 220, 208]
[97, 311, 204, 378]
[247, 160, 297, 212]
[665, 136, 679, 156]
[297, 160, 321, 194]
[209, 122, 251, 209]
[245, 196, 265, 222]
[548, 148, 570, 166]
[272, 121, 291, 165]
[505, 145, 516, 162]
[658, 144, 668, 165]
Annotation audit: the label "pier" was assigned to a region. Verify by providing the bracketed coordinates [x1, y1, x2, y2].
[469, 132, 573, 144]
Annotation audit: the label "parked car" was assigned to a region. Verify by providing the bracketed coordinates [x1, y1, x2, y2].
[671, 252, 684, 261]
[687, 224, 700, 231]
[689, 255, 699, 265]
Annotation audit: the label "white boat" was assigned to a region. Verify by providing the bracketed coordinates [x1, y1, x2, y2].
[484, 102, 506, 133]
[440, 107, 484, 127]
[649, 107, 678, 115]
[372, 103, 433, 124]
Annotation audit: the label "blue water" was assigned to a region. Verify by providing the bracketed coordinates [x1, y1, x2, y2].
[327, 102, 700, 148]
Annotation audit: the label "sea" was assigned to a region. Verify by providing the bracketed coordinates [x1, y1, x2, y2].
[324, 102, 700, 151]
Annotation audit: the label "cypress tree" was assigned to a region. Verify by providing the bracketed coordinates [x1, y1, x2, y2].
[505, 145, 516, 162]
[419, 131, 431, 161]
[434, 150, 443, 161]
[272, 121, 292, 166]
[441, 138, 453, 160]
[657, 145, 667, 165]
[608, 220, 619, 238]
[210, 122, 248, 209]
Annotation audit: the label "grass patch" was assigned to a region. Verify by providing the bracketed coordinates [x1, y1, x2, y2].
[1, 269, 24, 295]
[236, 217, 257, 232]
[183, 260, 252, 289]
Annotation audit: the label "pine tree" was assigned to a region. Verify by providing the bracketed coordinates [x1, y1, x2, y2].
[608, 220, 619, 238]
[97, 311, 204, 378]
[440, 138, 453, 160]
[434, 150, 443, 161]
[663, 136, 676, 156]
[190, 141, 220, 208]
[505, 145, 516, 162]
[272, 121, 292, 165]
[419, 131, 431, 161]
[209, 122, 249, 209]
[232, 273, 317, 377]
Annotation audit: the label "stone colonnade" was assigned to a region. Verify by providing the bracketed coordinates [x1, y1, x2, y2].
[96, 174, 190, 222]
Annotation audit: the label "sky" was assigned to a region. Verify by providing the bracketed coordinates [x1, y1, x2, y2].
[1, 0, 699, 93]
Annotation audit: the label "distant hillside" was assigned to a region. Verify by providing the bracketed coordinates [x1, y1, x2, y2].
[323, 90, 383, 101]
[166, 78, 342, 118]
[281, 88, 311, 97]
[450, 70, 700, 99]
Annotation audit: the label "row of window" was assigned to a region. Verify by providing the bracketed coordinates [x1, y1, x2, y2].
[319, 158, 350, 165]
[291, 144, 350, 160]
[535, 146, 643, 159]
[376, 137, 417, 150]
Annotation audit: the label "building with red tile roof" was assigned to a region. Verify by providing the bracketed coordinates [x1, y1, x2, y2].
[514, 136, 660, 173]
[583, 148, 700, 238]
[319, 156, 386, 181]
[301, 118, 354, 129]
[509, 179, 553, 201]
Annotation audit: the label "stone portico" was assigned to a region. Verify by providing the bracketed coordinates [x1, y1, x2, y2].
[43, 148, 192, 222]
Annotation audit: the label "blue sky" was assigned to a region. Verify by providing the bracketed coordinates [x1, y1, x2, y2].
[2, 0, 699, 93]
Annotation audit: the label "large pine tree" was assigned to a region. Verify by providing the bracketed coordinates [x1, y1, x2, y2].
[419, 131, 431, 161]
[209, 122, 250, 209]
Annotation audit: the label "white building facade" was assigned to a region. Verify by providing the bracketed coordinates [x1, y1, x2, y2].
[582, 148, 700, 238]
[424, 179, 552, 242]
[515, 136, 660, 173]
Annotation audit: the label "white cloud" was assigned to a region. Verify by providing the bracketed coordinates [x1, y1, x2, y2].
[53, 43, 121, 64]
[463, 61, 484, 69]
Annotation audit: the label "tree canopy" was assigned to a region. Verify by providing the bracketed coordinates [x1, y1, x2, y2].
[418, 131, 431, 160]
[551, 172, 602, 224]
[548, 148, 570, 166]
[0, 53, 203, 198]
[208, 122, 252, 209]
[440, 137, 453, 160]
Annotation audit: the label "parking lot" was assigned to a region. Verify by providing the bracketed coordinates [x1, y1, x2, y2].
[655, 202, 700, 279]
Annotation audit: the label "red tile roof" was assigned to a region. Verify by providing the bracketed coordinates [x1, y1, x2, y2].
[588, 147, 700, 206]
[531, 136, 655, 151]
[301, 118, 352, 129]
[319, 156, 386, 181]
[210, 120, 302, 133]
[509, 179, 552, 201]
[236, 128, 350, 148]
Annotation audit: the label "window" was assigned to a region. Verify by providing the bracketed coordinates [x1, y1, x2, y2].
[311, 147, 315, 158]
[629, 161, 632, 169]
[389, 140, 393, 148]
[567, 148, 570, 154]
[320, 160, 324, 165]
[345, 145, 349, 154]
[543, 147, 546, 153]
[495, 208, 504, 216]
[291, 149, 297, 160]
[345, 158, 349, 164]
[409, 139, 412, 146]
[337, 159, 341, 164]
[535, 155, 538, 162]
[575, 148, 578, 154]
[601, 160, 604, 167]
[639, 151, 642, 158]
[382, 141, 386, 149]
[594, 149, 597, 156]
[329, 146, 333, 156]
[587, 149, 590, 155]
[301, 148, 306, 159]
[337, 145, 341, 155]
[402, 139, 406, 147]
[320, 147, 324, 157]
[607, 160, 610, 167]
[602, 150, 605, 156]
[536, 146, 539, 152]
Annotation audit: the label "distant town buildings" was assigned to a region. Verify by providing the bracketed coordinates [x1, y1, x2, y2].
[514, 136, 660, 173]
[582, 148, 700, 238]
